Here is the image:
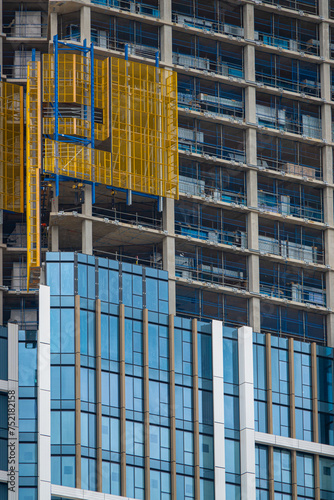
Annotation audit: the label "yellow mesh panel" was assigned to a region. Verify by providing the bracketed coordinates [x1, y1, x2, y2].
[111, 58, 178, 199]
[94, 58, 109, 142]
[44, 139, 112, 185]
[43, 54, 109, 142]
[0, 82, 24, 212]
[26, 61, 41, 290]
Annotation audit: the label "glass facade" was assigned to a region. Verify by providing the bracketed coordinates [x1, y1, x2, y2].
[46, 252, 215, 498]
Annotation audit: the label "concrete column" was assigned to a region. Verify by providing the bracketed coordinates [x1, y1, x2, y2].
[319, 0, 329, 18]
[82, 185, 93, 255]
[163, 197, 176, 314]
[160, 0, 172, 66]
[50, 12, 58, 41]
[7, 322, 19, 500]
[212, 320, 225, 500]
[160, 0, 171, 22]
[50, 195, 59, 252]
[243, 4, 255, 41]
[80, 6, 91, 44]
[38, 285, 51, 500]
[238, 326, 256, 500]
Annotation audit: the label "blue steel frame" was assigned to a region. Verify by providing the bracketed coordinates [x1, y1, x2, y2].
[52, 35, 95, 201]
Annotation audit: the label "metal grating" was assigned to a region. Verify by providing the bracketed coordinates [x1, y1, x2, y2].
[44, 139, 112, 185]
[26, 60, 41, 290]
[111, 58, 179, 199]
[0, 82, 24, 212]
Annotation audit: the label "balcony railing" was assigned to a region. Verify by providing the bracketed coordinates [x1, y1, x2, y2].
[258, 235, 324, 264]
[175, 253, 247, 289]
[260, 281, 326, 307]
[91, 0, 160, 17]
[178, 92, 244, 120]
[172, 53, 243, 79]
[256, 105, 321, 139]
[258, 190, 323, 222]
[92, 206, 162, 231]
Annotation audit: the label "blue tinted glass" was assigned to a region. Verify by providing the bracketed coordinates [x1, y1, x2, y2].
[123, 273, 132, 307]
[78, 264, 87, 298]
[99, 267, 109, 302]
[50, 309, 60, 353]
[61, 309, 74, 353]
[47, 263, 60, 295]
[146, 278, 158, 312]
[109, 270, 119, 304]
[61, 262, 74, 295]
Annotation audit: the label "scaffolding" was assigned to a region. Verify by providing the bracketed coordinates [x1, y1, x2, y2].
[26, 60, 41, 290]
[0, 82, 24, 213]
[44, 139, 112, 184]
[111, 57, 179, 199]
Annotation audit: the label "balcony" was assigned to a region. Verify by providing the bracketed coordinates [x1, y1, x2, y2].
[175, 249, 247, 290]
[175, 201, 247, 248]
[255, 51, 320, 97]
[178, 119, 245, 163]
[258, 190, 323, 223]
[260, 263, 326, 307]
[91, 0, 160, 18]
[257, 133, 322, 180]
[3, 11, 47, 39]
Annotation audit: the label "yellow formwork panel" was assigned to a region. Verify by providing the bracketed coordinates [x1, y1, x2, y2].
[26, 61, 41, 290]
[94, 58, 109, 142]
[43, 53, 91, 105]
[111, 58, 178, 199]
[43, 117, 91, 138]
[44, 139, 112, 185]
[0, 82, 24, 212]
[43, 54, 109, 142]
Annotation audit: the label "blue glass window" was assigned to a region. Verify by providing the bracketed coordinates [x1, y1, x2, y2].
[296, 453, 314, 499]
[274, 448, 291, 497]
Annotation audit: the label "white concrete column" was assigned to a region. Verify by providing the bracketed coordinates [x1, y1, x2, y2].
[212, 320, 225, 500]
[163, 197, 176, 314]
[82, 185, 93, 255]
[238, 326, 256, 500]
[38, 285, 51, 500]
[49, 12, 58, 41]
[160, 0, 172, 66]
[80, 6, 91, 44]
[7, 322, 19, 500]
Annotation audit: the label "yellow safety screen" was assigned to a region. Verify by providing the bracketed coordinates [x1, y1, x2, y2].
[26, 61, 41, 290]
[43, 54, 109, 142]
[44, 139, 112, 185]
[111, 58, 178, 199]
[0, 82, 24, 212]
[94, 57, 109, 142]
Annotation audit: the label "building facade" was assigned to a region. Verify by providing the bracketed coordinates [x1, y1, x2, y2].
[0, 0, 334, 498]
[0, 0, 333, 344]
[0, 254, 333, 499]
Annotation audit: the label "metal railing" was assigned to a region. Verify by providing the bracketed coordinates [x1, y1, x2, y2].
[258, 190, 323, 222]
[175, 251, 247, 289]
[91, 0, 160, 17]
[258, 235, 324, 264]
[92, 206, 162, 231]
